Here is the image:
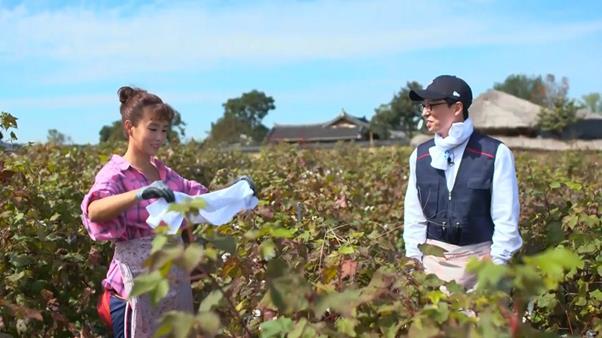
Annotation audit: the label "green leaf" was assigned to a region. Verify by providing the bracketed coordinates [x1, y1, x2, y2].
[151, 279, 170, 304]
[266, 258, 288, 279]
[198, 290, 223, 312]
[197, 311, 221, 336]
[524, 246, 584, 289]
[7, 271, 25, 283]
[259, 317, 294, 338]
[591, 289, 602, 301]
[49, 213, 61, 222]
[565, 181, 582, 191]
[270, 227, 296, 238]
[151, 234, 168, 254]
[418, 243, 447, 257]
[422, 302, 449, 324]
[179, 243, 203, 272]
[335, 317, 358, 337]
[154, 312, 196, 338]
[338, 245, 355, 255]
[536, 292, 558, 310]
[130, 276, 161, 299]
[288, 318, 317, 338]
[190, 197, 207, 210]
[168, 203, 191, 213]
[260, 239, 276, 260]
[467, 258, 510, 291]
[314, 289, 361, 318]
[408, 318, 441, 338]
[10, 254, 34, 267]
[209, 235, 237, 254]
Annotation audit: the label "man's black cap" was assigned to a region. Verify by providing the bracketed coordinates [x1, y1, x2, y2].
[409, 75, 473, 110]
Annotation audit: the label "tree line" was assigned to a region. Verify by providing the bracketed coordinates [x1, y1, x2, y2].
[6, 73, 600, 146]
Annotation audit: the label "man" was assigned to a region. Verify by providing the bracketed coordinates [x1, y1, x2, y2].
[403, 75, 522, 289]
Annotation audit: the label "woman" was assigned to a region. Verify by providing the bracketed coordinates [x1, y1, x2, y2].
[81, 86, 207, 337]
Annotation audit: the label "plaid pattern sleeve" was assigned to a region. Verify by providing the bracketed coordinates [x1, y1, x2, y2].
[80, 161, 128, 241]
[185, 178, 208, 195]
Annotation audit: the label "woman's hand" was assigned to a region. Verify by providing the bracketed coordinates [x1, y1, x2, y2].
[136, 180, 175, 203]
[232, 175, 258, 197]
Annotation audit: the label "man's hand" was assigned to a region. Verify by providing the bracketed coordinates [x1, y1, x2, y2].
[136, 180, 175, 203]
[232, 175, 258, 197]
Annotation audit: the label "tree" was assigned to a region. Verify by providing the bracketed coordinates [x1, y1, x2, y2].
[493, 74, 547, 106]
[536, 75, 580, 135]
[496, 74, 583, 136]
[370, 81, 423, 139]
[207, 90, 275, 145]
[98, 112, 186, 143]
[537, 97, 579, 136]
[47, 129, 72, 145]
[581, 92, 602, 113]
[99, 121, 124, 143]
[206, 115, 255, 146]
[0, 112, 18, 142]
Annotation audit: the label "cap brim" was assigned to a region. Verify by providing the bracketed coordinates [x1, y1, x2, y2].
[409, 89, 448, 102]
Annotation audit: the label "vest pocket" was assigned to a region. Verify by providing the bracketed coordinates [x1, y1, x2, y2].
[466, 178, 491, 190]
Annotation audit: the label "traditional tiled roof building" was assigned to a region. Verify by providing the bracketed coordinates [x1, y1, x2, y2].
[266, 110, 375, 143]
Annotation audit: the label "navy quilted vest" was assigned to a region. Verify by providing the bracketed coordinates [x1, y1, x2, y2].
[415, 132, 501, 245]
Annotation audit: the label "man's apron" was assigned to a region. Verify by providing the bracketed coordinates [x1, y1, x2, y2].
[114, 236, 193, 337]
[422, 239, 492, 290]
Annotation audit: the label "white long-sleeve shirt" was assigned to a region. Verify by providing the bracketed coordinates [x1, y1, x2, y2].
[403, 137, 523, 264]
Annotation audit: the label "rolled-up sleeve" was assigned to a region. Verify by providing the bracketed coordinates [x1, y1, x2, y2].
[81, 174, 126, 241]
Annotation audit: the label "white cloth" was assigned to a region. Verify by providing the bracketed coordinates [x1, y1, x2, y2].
[146, 180, 258, 234]
[428, 118, 474, 170]
[403, 129, 522, 265]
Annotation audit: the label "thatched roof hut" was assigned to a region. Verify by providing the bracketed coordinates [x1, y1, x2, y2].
[470, 89, 541, 136]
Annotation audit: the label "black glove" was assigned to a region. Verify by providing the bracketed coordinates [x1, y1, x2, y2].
[232, 175, 258, 197]
[136, 180, 175, 203]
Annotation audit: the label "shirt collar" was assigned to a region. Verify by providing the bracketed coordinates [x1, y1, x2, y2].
[110, 155, 131, 171]
[110, 155, 167, 180]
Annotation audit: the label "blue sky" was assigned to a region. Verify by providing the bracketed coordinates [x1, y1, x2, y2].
[1, 0, 601, 144]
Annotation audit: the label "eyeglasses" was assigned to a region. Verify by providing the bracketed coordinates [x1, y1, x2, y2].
[421, 101, 448, 112]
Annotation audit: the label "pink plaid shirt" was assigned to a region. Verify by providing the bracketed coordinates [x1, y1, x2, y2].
[81, 155, 208, 298]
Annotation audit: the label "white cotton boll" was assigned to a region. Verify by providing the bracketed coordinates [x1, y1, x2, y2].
[253, 309, 262, 317]
[221, 253, 231, 261]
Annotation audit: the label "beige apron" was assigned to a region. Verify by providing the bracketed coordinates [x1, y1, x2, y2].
[114, 236, 193, 338]
[422, 239, 492, 290]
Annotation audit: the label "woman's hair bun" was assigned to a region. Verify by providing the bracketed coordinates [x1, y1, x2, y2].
[118, 86, 137, 104]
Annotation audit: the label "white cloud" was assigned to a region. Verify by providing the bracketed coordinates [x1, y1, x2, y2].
[0, 0, 601, 84]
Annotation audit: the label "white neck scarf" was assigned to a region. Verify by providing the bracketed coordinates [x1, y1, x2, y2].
[428, 118, 474, 170]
